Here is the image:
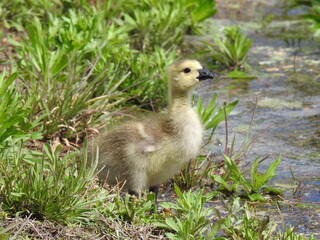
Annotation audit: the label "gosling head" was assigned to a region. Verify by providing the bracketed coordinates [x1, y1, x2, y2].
[168, 59, 216, 94]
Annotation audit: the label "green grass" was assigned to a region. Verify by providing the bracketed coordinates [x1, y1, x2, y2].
[0, 69, 42, 147]
[9, 10, 176, 139]
[0, 1, 317, 239]
[0, 143, 102, 222]
[204, 25, 253, 71]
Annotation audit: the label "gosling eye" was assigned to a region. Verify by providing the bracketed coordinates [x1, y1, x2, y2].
[183, 68, 191, 73]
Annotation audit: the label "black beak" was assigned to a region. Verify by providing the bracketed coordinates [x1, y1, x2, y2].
[197, 69, 217, 81]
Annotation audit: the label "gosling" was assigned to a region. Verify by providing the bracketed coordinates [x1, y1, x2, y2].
[89, 59, 216, 195]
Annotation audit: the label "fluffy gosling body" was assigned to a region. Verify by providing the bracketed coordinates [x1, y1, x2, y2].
[90, 59, 215, 195]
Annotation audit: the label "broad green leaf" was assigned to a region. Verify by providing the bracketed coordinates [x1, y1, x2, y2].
[205, 100, 238, 130]
[212, 175, 232, 191]
[248, 193, 265, 202]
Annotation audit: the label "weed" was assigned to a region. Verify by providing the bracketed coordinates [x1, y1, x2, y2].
[123, 0, 217, 51]
[9, 14, 133, 139]
[278, 227, 314, 240]
[177, 154, 215, 188]
[212, 154, 282, 200]
[211, 198, 273, 239]
[188, 0, 218, 34]
[0, 143, 102, 222]
[1, 0, 217, 51]
[291, 0, 320, 38]
[101, 192, 157, 224]
[289, 166, 307, 198]
[0, 69, 42, 148]
[8, 10, 180, 140]
[119, 47, 177, 109]
[124, 1, 187, 51]
[2, 0, 216, 141]
[211, 197, 315, 240]
[0, 0, 94, 31]
[197, 96, 238, 140]
[204, 25, 253, 71]
[157, 184, 215, 240]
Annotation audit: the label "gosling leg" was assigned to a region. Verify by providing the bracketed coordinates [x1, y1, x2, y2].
[128, 170, 147, 198]
[149, 185, 159, 196]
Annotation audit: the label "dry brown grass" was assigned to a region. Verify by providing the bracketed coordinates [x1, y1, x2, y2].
[1, 214, 168, 240]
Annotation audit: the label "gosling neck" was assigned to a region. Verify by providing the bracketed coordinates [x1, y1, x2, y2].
[168, 89, 194, 113]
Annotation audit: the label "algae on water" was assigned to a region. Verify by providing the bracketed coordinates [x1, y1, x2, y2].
[258, 97, 303, 109]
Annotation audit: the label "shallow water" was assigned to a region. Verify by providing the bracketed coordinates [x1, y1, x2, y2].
[197, 0, 320, 237]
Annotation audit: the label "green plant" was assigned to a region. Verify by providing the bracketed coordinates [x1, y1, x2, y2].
[197, 95, 238, 139]
[100, 192, 157, 224]
[10, 10, 180, 139]
[291, 0, 320, 37]
[210, 198, 274, 239]
[10, 14, 133, 139]
[124, 1, 187, 51]
[2, 0, 217, 141]
[0, 69, 42, 149]
[157, 184, 215, 240]
[1, 0, 217, 51]
[123, 0, 217, 51]
[249, 156, 281, 193]
[212, 154, 282, 201]
[177, 154, 216, 189]
[188, 0, 217, 33]
[204, 25, 253, 71]
[119, 47, 177, 108]
[211, 197, 314, 240]
[0, 143, 102, 222]
[0, 0, 95, 31]
[277, 227, 314, 240]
